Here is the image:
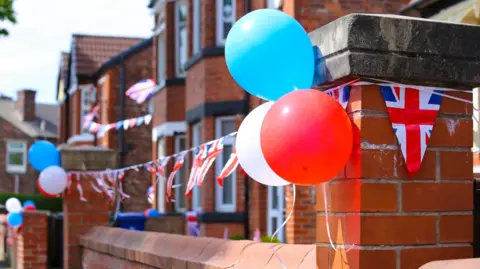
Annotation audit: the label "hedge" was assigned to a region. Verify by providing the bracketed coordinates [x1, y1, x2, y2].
[0, 193, 62, 212]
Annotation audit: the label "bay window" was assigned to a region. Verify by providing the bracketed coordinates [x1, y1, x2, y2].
[215, 0, 236, 46]
[175, 0, 188, 77]
[174, 135, 187, 212]
[157, 137, 166, 213]
[192, 122, 202, 211]
[215, 116, 236, 212]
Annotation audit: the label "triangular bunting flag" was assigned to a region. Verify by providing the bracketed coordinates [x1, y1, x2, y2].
[380, 85, 443, 178]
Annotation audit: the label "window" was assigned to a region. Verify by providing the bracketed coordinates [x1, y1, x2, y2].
[192, 122, 202, 211]
[267, 0, 281, 9]
[193, 0, 202, 54]
[157, 25, 166, 85]
[216, 0, 236, 46]
[174, 135, 187, 212]
[175, 0, 188, 77]
[80, 85, 96, 133]
[157, 138, 166, 212]
[6, 140, 27, 174]
[215, 116, 236, 212]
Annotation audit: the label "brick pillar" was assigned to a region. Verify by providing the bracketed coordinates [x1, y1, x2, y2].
[312, 14, 480, 269]
[15, 211, 49, 269]
[60, 146, 118, 269]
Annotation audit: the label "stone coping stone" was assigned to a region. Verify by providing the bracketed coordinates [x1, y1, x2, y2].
[79, 226, 316, 269]
[310, 13, 480, 90]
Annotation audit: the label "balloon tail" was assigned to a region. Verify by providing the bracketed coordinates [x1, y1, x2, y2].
[269, 184, 296, 269]
[323, 183, 355, 252]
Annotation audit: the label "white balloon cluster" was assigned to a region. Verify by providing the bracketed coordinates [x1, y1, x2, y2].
[5, 198, 22, 213]
[236, 102, 289, 187]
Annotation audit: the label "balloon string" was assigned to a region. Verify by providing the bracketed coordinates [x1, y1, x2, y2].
[269, 184, 296, 269]
[323, 183, 355, 252]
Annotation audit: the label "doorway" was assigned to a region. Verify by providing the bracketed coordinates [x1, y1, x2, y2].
[267, 186, 285, 242]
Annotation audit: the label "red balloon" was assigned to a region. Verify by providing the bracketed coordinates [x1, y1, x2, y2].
[260, 89, 353, 186]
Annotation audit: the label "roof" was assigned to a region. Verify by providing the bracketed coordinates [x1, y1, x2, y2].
[72, 34, 145, 76]
[96, 37, 153, 77]
[0, 99, 58, 139]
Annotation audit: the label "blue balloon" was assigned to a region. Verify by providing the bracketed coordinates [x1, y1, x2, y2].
[147, 209, 161, 217]
[28, 141, 60, 172]
[7, 213, 23, 228]
[225, 9, 315, 101]
[23, 200, 35, 207]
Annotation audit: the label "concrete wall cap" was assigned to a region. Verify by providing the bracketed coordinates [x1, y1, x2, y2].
[79, 226, 316, 269]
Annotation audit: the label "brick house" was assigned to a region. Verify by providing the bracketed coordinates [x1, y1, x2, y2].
[57, 34, 154, 211]
[0, 90, 58, 194]
[147, 0, 412, 243]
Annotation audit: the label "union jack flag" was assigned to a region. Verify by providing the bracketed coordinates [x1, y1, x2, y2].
[196, 138, 224, 186]
[167, 152, 187, 197]
[153, 157, 171, 179]
[185, 145, 207, 196]
[216, 147, 239, 187]
[125, 79, 156, 104]
[380, 85, 443, 178]
[326, 86, 350, 109]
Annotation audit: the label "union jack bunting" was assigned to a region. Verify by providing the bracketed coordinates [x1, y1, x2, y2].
[216, 147, 239, 187]
[82, 105, 99, 129]
[196, 138, 224, 186]
[380, 85, 443, 178]
[167, 152, 187, 197]
[154, 157, 171, 179]
[185, 145, 207, 196]
[125, 79, 156, 104]
[326, 86, 350, 109]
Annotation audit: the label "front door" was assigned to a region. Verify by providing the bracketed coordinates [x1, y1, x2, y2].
[267, 186, 285, 242]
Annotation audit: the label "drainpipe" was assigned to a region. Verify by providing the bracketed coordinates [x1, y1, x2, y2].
[243, 0, 251, 240]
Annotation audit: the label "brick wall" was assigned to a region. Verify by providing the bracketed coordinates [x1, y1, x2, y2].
[97, 44, 154, 212]
[316, 85, 473, 269]
[15, 211, 49, 269]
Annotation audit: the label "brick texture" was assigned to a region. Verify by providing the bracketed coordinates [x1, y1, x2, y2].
[316, 85, 473, 269]
[95, 44, 154, 212]
[15, 211, 49, 269]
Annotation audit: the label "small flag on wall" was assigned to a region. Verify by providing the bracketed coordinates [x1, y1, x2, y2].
[380, 85, 443, 178]
[327, 85, 351, 109]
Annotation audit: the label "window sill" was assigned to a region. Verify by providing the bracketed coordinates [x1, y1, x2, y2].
[6, 166, 27, 174]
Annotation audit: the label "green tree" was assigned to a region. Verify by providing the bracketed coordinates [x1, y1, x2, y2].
[0, 0, 16, 36]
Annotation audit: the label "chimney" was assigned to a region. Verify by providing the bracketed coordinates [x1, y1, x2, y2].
[16, 89, 36, 121]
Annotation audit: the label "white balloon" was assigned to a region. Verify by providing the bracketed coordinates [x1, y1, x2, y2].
[236, 102, 289, 186]
[38, 166, 68, 196]
[5, 198, 22, 213]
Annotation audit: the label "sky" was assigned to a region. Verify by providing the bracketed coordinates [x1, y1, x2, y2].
[0, 0, 154, 104]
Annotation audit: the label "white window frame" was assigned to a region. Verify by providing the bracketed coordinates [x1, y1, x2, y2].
[80, 86, 96, 133]
[174, 135, 187, 212]
[215, 0, 236, 46]
[191, 122, 202, 211]
[175, 0, 188, 78]
[6, 140, 27, 174]
[157, 23, 166, 87]
[157, 137, 166, 213]
[193, 0, 201, 54]
[215, 116, 236, 212]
